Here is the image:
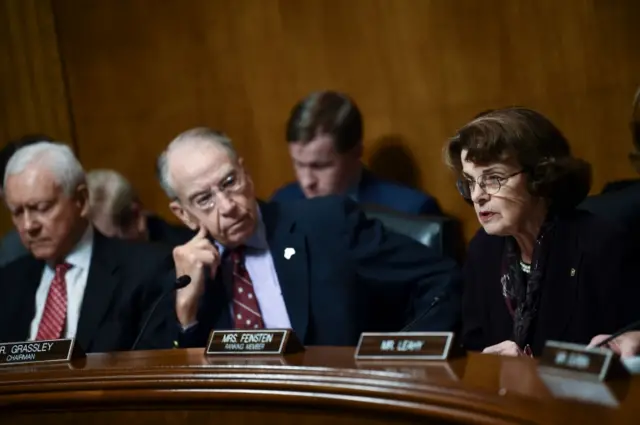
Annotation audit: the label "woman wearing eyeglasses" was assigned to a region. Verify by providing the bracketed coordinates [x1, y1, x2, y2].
[445, 107, 637, 357]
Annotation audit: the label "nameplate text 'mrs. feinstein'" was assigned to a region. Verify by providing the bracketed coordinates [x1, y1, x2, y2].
[206, 329, 304, 355]
[0, 339, 82, 366]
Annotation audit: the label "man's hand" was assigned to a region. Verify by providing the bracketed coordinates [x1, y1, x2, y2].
[482, 340, 524, 357]
[173, 226, 220, 326]
[589, 331, 640, 358]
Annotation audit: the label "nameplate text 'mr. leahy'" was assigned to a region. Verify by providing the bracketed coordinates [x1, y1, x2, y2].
[206, 329, 304, 355]
[0, 339, 84, 366]
[355, 332, 456, 360]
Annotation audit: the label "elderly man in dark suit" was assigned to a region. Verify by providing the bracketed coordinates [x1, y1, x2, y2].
[0, 142, 175, 352]
[158, 127, 461, 347]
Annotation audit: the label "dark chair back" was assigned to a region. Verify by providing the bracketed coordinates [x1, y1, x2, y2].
[362, 204, 465, 262]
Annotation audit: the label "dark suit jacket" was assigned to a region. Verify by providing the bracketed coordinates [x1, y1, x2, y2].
[599, 178, 640, 194]
[579, 181, 640, 244]
[146, 214, 195, 247]
[0, 230, 176, 353]
[179, 196, 461, 347]
[462, 210, 638, 356]
[271, 168, 442, 216]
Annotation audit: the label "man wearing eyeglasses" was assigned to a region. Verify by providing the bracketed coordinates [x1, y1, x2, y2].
[157, 127, 461, 347]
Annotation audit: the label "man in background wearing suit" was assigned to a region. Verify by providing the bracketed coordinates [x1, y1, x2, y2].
[0, 142, 175, 352]
[86, 168, 194, 246]
[271, 90, 442, 215]
[580, 86, 640, 242]
[158, 127, 461, 347]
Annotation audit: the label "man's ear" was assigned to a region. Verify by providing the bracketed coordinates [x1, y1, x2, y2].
[76, 184, 91, 219]
[170, 200, 198, 230]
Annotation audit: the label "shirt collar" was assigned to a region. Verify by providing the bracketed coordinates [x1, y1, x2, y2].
[63, 225, 94, 271]
[346, 166, 363, 201]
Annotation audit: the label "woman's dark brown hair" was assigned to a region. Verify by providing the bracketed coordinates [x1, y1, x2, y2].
[444, 107, 592, 212]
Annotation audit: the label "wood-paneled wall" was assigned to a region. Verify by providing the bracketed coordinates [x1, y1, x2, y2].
[4, 0, 640, 241]
[0, 0, 73, 234]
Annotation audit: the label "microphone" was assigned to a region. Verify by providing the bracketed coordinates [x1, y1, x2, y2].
[595, 318, 640, 349]
[131, 275, 192, 350]
[400, 291, 449, 332]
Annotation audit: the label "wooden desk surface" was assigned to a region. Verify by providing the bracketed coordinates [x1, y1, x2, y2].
[0, 347, 638, 425]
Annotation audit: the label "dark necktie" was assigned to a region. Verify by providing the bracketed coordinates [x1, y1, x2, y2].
[229, 247, 264, 330]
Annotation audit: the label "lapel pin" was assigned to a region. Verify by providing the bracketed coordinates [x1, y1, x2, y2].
[284, 247, 296, 260]
[570, 268, 576, 277]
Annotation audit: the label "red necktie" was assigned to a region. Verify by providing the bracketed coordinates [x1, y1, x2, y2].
[36, 263, 72, 340]
[230, 247, 264, 330]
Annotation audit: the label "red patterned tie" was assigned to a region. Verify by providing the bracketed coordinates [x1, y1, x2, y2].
[230, 247, 264, 330]
[36, 263, 72, 340]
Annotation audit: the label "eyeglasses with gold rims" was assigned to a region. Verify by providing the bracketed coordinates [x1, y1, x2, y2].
[456, 170, 524, 200]
[188, 169, 248, 211]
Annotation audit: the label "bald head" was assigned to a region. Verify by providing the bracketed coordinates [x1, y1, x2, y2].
[157, 127, 237, 199]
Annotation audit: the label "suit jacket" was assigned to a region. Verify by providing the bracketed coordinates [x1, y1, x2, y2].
[0, 230, 176, 353]
[0, 229, 28, 267]
[599, 178, 640, 194]
[271, 168, 442, 216]
[462, 210, 638, 356]
[179, 196, 462, 347]
[579, 181, 640, 244]
[146, 214, 195, 247]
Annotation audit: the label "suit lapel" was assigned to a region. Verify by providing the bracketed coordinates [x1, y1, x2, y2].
[260, 201, 310, 342]
[76, 232, 120, 351]
[536, 218, 582, 344]
[0, 257, 44, 341]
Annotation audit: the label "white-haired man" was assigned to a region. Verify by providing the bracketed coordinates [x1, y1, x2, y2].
[0, 142, 175, 352]
[159, 127, 461, 347]
[86, 169, 193, 245]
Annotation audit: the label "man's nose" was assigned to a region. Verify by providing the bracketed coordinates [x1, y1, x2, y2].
[22, 212, 41, 232]
[299, 169, 317, 190]
[216, 192, 237, 216]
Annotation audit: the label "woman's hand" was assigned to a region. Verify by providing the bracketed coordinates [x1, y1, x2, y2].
[482, 340, 524, 356]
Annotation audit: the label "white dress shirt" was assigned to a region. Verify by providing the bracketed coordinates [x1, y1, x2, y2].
[217, 209, 292, 329]
[29, 226, 94, 340]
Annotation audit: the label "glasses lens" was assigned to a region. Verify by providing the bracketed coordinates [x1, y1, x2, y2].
[456, 179, 471, 199]
[483, 177, 501, 195]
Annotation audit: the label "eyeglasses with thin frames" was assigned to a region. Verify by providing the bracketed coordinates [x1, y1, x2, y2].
[189, 169, 247, 212]
[457, 170, 524, 200]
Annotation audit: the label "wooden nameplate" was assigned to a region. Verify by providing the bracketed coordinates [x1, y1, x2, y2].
[0, 339, 84, 367]
[206, 329, 304, 355]
[538, 340, 629, 381]
[355, 332, 458, 360]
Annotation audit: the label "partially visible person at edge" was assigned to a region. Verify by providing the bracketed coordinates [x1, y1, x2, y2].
[444, 107, 638, 357]
[271, 90, 442, 215]
[0, 134, 54, 266]
[580, 86, 640, 243]
[590, 331, 640, 358]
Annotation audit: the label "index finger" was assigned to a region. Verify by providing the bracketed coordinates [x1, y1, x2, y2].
[195, 225, 208, 239]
